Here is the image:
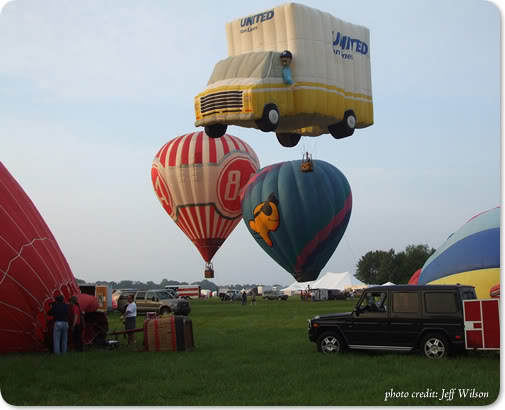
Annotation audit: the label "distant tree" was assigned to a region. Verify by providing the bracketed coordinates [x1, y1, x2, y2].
[192, 280, 218, 292]
[356, 244, 435, 285]
[75, 278, 86, 284]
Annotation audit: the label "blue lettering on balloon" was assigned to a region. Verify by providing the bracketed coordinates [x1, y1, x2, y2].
[240, 10, 274, 28]
[332, 31, 368, 55]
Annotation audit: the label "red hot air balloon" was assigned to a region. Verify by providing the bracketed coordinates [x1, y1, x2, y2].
[152, 131, 260, 278]
[0, 162, 80, 352]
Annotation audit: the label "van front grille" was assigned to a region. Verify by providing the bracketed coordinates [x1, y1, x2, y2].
[200, 91, 243, 116]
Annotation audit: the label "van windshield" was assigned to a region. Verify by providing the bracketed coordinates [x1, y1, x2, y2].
[208, 51, 282, 84]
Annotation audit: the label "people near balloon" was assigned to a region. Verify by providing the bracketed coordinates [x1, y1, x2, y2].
[0, 162, 82, 353]
[122, 294, 137, 345]
[48, 295, 70, 354]
[408, 206, 500, 299]
[240, 159, 352, 283]
[151, 131, 260, 279]
[70, 296, 84, 352]
[241, 291, 247, 306]
[194, 3, 373, 146]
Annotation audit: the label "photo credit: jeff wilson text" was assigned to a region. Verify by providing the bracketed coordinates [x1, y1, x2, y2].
[384, 388, 489, 402]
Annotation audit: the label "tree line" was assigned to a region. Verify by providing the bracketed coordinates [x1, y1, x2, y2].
[355, 244, 435, 285]
[75, 278, 283, 292]
[77, 243, 434, 289]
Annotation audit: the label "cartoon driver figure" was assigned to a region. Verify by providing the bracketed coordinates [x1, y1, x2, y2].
[248, 193, 280, 247]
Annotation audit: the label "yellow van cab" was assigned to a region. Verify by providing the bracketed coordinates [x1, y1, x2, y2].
[194, 3, 374, 147]
[194, 50, 373, 147]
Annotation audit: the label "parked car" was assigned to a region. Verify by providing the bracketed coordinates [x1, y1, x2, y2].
[117, 289, 190, 316]
[263, 290, 288, 301]
[308, 285, 477, 359]
[221, 290, 242, 301]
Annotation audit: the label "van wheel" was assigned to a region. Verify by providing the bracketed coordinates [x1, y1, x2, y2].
[256, 104, 279, 132]
[160, 307, 170, 315]
[205, 124, 227, 138]
[276, 132, 301, 147]
[317, 332, 344, 355]
[328, 110, 356, 139]
[421, 333, 449, 359]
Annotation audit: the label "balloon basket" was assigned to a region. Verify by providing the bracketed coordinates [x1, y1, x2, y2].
[204, 269, 214, 279]
[300, 152, 313, 172]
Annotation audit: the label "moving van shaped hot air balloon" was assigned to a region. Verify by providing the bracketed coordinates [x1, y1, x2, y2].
[409, 207, 500, 299]
[151, 131, 260, 278]
[240, 157, 352, 283]
[194, 3, 373, 147]
[0, 162, 81, 353]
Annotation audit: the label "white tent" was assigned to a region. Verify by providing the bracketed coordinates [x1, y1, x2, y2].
[382, 281, 396, 286]
[310, 272, 365, 291]
[280, 281, 313, 296]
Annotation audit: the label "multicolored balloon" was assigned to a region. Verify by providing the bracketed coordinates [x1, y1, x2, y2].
[0, 162, 80, 352]
[152, 131, 260, 277]
[409, 207, 500, 299]
[240, 159, 352, 282]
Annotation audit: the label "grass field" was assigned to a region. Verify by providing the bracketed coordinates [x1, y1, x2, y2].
[0, 297, 500, 406]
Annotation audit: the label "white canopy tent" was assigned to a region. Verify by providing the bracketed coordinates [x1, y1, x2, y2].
[280, 281, 313, 296]
[381, 281, 396, 286]
[310, 272, 366, 291]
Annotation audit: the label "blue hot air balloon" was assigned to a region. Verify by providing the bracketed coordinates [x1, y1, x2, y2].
[240, 158, 352, 282]
[410, 206, 500, 299]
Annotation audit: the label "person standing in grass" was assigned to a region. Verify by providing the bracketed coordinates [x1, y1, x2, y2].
[241, 290, 247, 306]
[251, 292, 256, 306]
[48, 295, 69, 354]
[70, 295, 84, 352]
[123, 294, 137, 344]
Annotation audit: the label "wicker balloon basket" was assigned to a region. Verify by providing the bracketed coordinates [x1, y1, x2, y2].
[143, 315, 194, 352]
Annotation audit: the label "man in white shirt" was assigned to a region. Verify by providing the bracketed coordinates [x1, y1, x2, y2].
[123, 294, 137, 344]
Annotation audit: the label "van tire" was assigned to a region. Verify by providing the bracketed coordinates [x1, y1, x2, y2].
[276, 132, 301, 147]
[328, 110, 356, 139]
[205, 124, 227, 138]
[256, 104, 279, 132]
[420, 333, 449, 359]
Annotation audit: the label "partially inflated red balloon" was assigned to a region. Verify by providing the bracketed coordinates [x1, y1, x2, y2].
[152, 132, 259, 276]
[0, 162, 80, 352]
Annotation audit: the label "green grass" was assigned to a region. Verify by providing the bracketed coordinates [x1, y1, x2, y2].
[0, 297, 499, 406]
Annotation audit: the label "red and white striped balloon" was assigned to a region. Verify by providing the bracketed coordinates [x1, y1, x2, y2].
[151, 131, 259, 267]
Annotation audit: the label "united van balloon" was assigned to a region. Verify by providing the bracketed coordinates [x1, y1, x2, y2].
[240, 158, 352, 282]
[151, 131, 260, 278]
[409, 207, 500, 299]
[0, 162, 80, 353]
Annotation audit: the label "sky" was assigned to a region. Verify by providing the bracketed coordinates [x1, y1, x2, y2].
[0, 0, 501, 287]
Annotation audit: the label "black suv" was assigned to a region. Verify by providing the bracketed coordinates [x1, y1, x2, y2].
[308, 285, 476, 359]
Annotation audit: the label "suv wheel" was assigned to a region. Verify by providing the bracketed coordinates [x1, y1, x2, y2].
[205, 123, 227, 138]
[160, 307, 171, 315]
[421, 333, 449, 359]
[256, 104, 279, 132]
[317, 332, 344, 355]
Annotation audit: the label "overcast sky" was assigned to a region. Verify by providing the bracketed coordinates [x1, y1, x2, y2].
[0, 0, 501, 287]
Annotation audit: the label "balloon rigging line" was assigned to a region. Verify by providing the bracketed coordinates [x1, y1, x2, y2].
[344, 235, 358, 268]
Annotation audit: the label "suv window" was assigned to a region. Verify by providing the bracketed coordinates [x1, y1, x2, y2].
[156, 291, 172, 300]
[359, 291, 387, 313]
[424, 292, 457, 313]
[392, 292, 419, 313]
[146, 292, 157, 301]
[136, 292, 146, 300]
[461, 289, 476, 300]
